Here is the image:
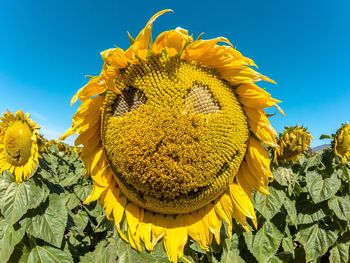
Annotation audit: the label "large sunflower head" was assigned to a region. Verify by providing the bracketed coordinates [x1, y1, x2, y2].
[0, 110, 40, 183]
[274, 126, 312, 163]
[333, 123, 350, 163]
[61, 10, 282, 262]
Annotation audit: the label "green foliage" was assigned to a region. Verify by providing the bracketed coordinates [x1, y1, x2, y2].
[0, 145, 113, 262]
[183, 148, 350, 263]
[1, 143, 349, 263]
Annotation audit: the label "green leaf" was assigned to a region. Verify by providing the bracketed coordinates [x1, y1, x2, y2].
[253, 188, 286, 220]
[74, 184, 92, 202]
[306, 171, 341, 203]
[329, 241, 350, 263]
[114, 235, 169, 263]
[283, 198, 298, 226]
[244, 221, 283, 262]
[80, 239, 118, 263]
[305, 154, 322, 169]
[296, 201, 327, 225]
[65, 193, 81, 210]
[20, 246, 73, 263]
[70, 210, 89, 235]
[220, 234, 245, 263]
[93, 215, 113, 233]
[281, 226, 294, 258]
[0, 221, 25, 262]
[0, 172, 49, 225]
[295, 224, 338, 262]
[189, 241, 206, 254]
[319, 134, 331, 140]
[328, 196, 350, 221]
[273, 166, 295, 187]
[20, 194, 68, 248]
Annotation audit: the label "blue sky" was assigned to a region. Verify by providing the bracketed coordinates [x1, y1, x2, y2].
[1, 0, 349, 146]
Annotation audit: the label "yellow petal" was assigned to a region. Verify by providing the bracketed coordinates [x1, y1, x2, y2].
[217, 193, 233, 238]
[246, 137, 272, 180]
[70, 77, 106, 105]
[229, 183, 255, 220]
[236, 160, 269, 195]
[244, 107, 277, 147]
[125, 202, 144, 251]
[184, 209, 211, 251]
[100, 48, 129, 69]
[84, 183, 107, 204]
[151, 213, 166, 247]
[163, 215, 188, 263]
[112, 190, 128, 242]
[14, 166, 24, 183]
[205, 204, 222, 245]
[153, 28, 193, 57]
[236, 83, 280, 109]
[99, 183, 119, 219]
[139, 211, 153, 251]
[125, 9, 173, 60]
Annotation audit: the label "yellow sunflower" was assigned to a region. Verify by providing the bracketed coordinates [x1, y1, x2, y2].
[274, 126, 312, 163]
[61, 10, 282, 262]
[333, 123, 350, 163]
[0, 110, 40, 183]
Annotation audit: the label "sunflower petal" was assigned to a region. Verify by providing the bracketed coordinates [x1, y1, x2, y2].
[153, 28, 193, 57]
[246, 137, 272, 180]
[139, 211, 153, 251]
[125, 203, 144, 251]
[236, 83, 280, 109]
[163, 215, 188, 263]
[125, 9, 173, 60]
[236, 160, 269, 195]
[151, 213, 166, 247]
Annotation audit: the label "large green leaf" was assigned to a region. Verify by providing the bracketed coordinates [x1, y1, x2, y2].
[20, 194, 68, 248]
[20, 246, 73, 263]
[0, 172, 49, 225]
[0, 221, 25, 262]
[253, 188, 286, 220]
[296, 201, 327, 225]
[306, 171, 341, 204]
[244, 221, 283, 263]
[329, 242, 350, 263]
[305, 153, 323, 169]
[273, 166, 296, 194]
[295, 224, 338, 262]
[328, 196, 350, 221]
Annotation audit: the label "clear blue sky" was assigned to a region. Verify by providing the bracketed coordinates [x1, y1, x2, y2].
[1, 0, 349, 146]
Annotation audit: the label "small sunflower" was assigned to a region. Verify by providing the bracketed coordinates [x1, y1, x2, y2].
[333, 123, 350, 163]
[0, 110, 40, 183]
[61, 10, 282, 262]
[274, 126, 312, 163]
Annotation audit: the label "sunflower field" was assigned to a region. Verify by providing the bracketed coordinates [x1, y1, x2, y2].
[1, 9, 349, 263]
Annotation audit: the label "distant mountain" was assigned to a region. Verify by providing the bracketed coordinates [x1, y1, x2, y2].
[312, 144, 330, 152]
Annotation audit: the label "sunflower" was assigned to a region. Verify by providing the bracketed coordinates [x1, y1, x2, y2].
[274, 126, 312, 163]
[0, 110, 40, 183]
[61, 10, 282, 262]
[333, 123, 350, 163]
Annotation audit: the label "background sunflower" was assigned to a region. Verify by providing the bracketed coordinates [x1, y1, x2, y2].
[274, 125, 313, 163]
[333, 123, 350, 163]
[0, 110, 40, 183]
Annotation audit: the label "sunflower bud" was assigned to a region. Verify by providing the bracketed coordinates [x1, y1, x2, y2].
[333, 123, 350, 163]
[274, 126, 312, 163]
